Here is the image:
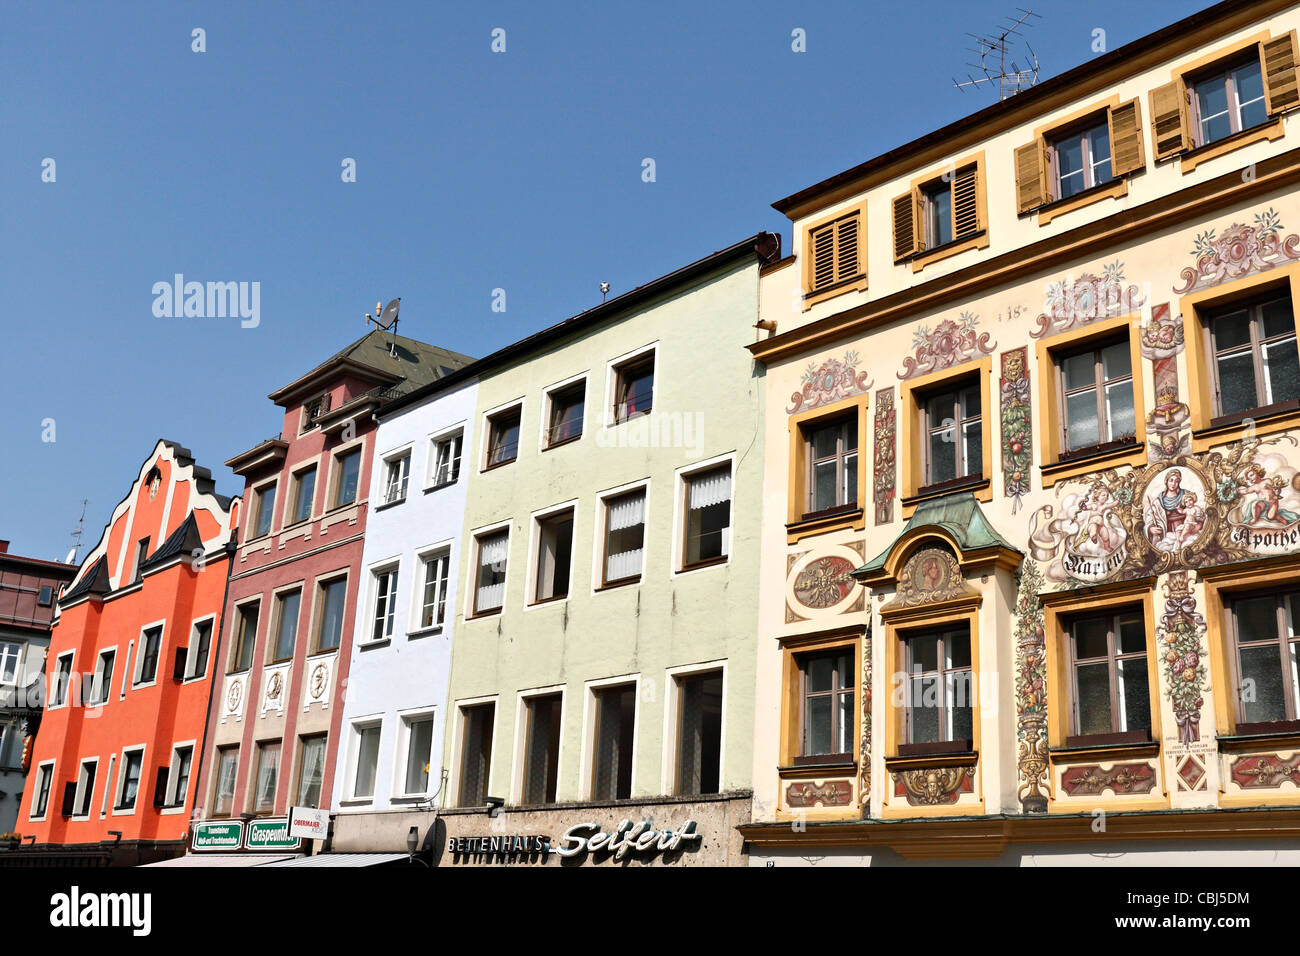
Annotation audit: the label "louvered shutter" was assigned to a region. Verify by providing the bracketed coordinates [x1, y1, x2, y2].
[952, 165, 980, 239]
[1108, 99, 1146, 176]
[1014, 141, 1049, 213]
[1149, 81, 1190, 160]
[810, 222, 836, 291]
[892, 191, 920, 261]
[836, 214, 861, 281]
[1262, 32, 1300, 115]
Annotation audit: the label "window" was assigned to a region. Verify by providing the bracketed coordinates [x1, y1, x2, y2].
[1228, 589, 1300, 729]
[213, 747, 238, 817]
[797, 649, 854, 761]
[1066, 609, 1151, 742]
[920, 381, 982, 488]
[0, 641, 19, 685]
[457, 703, 495, 807]
[313, 578, 347, 652]
[301, 393, 330, 433]
[591, 684, 635, 800]
[382, 453, 411, 505]
[332, 448, 362, 508]
[1205, 292, 1299, 421]
[38, 585, 53, 607]
[431, 432, 463, 487]
[1058, 338, 1136, 454]
[270, 590, 301, 663]
[1193, 56, 1267, 147]
[399, 713, 435, 797]
[91, 649, 116, 705]
[73, 759, 98, 817]
[901, 626, 973, 750]
[371, 567, 399, 642]
[115, 749, 143, 811]
[418, 551, 450, 629]
[534, 509, 574, 603]
[253, 740, 281, 814]
[132, 537, 150, 584]
[682, 465, 732, 568]
[168, 745, 194, 808]
[31, 762, 53, 819]
[473, 531, 508, 616]
[601, 489, 646, 587]
[894, 159, 984, 263]
[1016, 101, 1144, 216]
[1051, 120, 1112, 199]
[612, 353, 654, 424]
[675, 671, 722, 795]
[230, 603, 258, 673]
[290, 466, 317, 524]
[296, 735, 327, 808]
[485, 407, 521, 468]
[522, 694, 562, 805]
[803, 416, 857, 516]
[805, 207, 864, 295]
[545, 381, 586, 448]
[52, 652, 73, 706]
[922, 179, 953, 249]
[135, 625, 162, 685]
[188, 619, 213, 679]
[253, 483, 276, 537]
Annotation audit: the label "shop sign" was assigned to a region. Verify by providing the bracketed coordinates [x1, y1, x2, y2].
[192, 820, 243, 852]
[447, 819, 702, 864]
[246, 818, 302, 850]
[288, 806, 329, 840]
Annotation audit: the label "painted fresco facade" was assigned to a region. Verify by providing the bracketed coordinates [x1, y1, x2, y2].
[21, 441, 238, 863]
[744, 0, 1300, 863]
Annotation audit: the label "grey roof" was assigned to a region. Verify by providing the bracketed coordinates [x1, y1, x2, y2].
[60, 555, 110, 602]
[139, 512, 202, 571]
[855, 493, 1021, 578]
[269, 329, 475, 404]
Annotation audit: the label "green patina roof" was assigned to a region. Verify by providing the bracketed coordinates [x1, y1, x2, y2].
[854, 492, 1021, 577]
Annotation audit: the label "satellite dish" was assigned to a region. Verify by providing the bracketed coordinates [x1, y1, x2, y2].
[64, 548, 77, 564]
[379, 298, 401, 329]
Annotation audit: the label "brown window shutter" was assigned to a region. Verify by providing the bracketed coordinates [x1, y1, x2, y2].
[1262, 31, 1300, 116]
[835, 214, 861, 282]
[1149, 80, 1190, 160]
[952, 165, 980, 239]
[892, 191, 919, 261]
[1108, 99, 1146, 176]
[1014, 141, 1048, 213]
[810, 222, 836, 290]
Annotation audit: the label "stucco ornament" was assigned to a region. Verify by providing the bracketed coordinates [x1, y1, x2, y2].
[1231, 753, 1300, 789]
[1060, 762, 1157, 796]
[873, 387, 896, 525]
[1156, 571, 1207, 746]
[1013, 561, 1049, 813]
[791, 556, 857, 610]
[1000, 348, 1033, 513]
[1173, 208, 1300, 295]
[891, 547, 969, 608]
[787, 351, 872, 414]
[893, 766, 974, 806]
[897, 311, 995, 379]
[1031, 260, 1145, 339]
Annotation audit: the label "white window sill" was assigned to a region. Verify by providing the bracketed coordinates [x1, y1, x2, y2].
[407, 625, 444, 639]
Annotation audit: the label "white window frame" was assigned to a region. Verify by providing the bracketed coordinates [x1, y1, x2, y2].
[342, 715, 384, 804]
[426, 424, 466, 491]
[511, 684, 566, 804]
[480, 398, 525, 472]
[284, 457, 322, 527]
[0, 640, 21, 686]
[672, 452, 737, 576]
[592, 479, 651, 594]
[132, 618, 167, 688]
[392, 706, 438, 801]
[410, 542, 453, 635]
[538, 371, 589, 453]
[366, 560, 401, 645]
[662, 659, 728, 797]
[50, 650, 75, 708]
[379, 444, 414, 507]
[450, 694, 498, 809]
[72, 756, 99, 820]
[112, 743, 147, 816]
[526, 499, 580, 609]
[184, 615, 217, 682]
[292, 733, 329, 809]
[28, 758, 55, 822]
[228, 598, 262, 674]
[90, 646, 118, 707]
[603, 342, 658, 429]
[326, 436, 367, 512]
[161, 740, 197, 815]
[580, 674, 641, 801]
[307, 569, 350, 656]
[466, 521, 512, 619]
[248, 476, 279, 540]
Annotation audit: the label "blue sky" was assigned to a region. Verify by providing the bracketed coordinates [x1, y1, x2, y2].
[1, 0, 1202, 561]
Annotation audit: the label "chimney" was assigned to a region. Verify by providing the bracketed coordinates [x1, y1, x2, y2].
[0, 540, 9, 553]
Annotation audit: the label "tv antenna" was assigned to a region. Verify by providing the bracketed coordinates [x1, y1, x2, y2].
[366, 298, 402, 356]
[953, 8, 1041, 101]
[66, 498, 88, 565]
[600, 282, 610, 304]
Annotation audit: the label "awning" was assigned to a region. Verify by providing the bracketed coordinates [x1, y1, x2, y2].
[257, 852, 410, 868]
[140, 853, 301, 867]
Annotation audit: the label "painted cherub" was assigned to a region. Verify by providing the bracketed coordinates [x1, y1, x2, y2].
[1236, 464, 1300, 528]
[1071, 483, 1124, 555]
[1172, 491, 1206, 548]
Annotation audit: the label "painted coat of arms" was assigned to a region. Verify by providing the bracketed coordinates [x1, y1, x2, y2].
[1030, 261, 1145, 339]
[1173, 208, 1300, 295]
[897, 312, 995, 380]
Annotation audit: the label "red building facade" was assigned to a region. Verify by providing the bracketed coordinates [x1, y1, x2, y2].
[22, 441, 238, 862]
[193, 331, 471, 831]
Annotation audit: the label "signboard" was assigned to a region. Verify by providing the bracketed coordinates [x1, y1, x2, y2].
[287, 806, 329, 841]
[246, 818, 302, 851]
[447, 819, 702, 864]
[192, 821, 243, 852]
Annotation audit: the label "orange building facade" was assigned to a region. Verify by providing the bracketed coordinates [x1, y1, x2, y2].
[24, 440, 238, 863]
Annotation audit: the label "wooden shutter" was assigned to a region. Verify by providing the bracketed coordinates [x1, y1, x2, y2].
[835, 214, 861, 282]
[1108, 99, 1146, 176]
[1149, 80, 1190, 160]
[153, 767, 170, 808]
[1014, 141, 1049, 213]
[61, 781, 76, 817]
[809, 222, 836, 291]
[1262, 31, 1300, 115]
[172, 646, 188, 681]
[952, 166, 980, 239]
[892, 191, 920, 261]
